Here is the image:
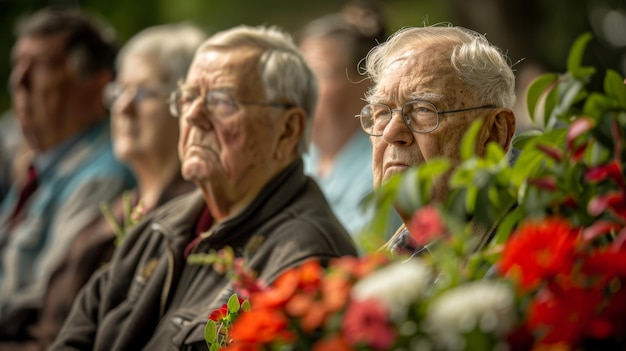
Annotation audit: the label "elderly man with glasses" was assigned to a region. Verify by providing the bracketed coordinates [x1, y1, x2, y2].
[355, 25, 516, 255]
[51, 25, 357, 350]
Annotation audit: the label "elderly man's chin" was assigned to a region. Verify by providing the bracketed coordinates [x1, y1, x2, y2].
[382, 166, 409, 183]
[181, 158, 211, 182]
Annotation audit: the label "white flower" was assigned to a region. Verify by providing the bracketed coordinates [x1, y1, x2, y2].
[351, 259, 433, 320]
[424, 281, 516, 350]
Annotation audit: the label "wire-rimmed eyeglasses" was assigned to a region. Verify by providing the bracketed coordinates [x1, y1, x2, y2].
[167, 89, 294, 118]
[355, 100, 496, 136]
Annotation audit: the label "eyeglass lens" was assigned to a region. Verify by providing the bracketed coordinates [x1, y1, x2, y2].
[360, 101, 439, 135]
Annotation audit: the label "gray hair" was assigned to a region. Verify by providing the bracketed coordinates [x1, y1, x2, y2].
[16, 7, 118, 77]
[117, 23, 207, 89]
[197, 25, 318, 154]
[364, 25, 516, 109]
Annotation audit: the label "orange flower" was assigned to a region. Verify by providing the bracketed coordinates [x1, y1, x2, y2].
[499, 218, 580, 291]
[229, 308, 293, 344]
[250, 269, 299, 309]
[321, 273, 352, 312]
[312, 334, 354, 351]
[296, 259, 323, 292]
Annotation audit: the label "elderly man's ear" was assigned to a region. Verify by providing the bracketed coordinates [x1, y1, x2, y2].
[477, 108, 516, 155]
[275, 107, 306, 160]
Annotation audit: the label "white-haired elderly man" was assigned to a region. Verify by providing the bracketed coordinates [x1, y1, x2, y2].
[355, 25, 517, 255]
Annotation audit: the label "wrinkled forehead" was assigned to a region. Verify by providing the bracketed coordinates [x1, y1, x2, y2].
[12, 31, 69, 60]
[185, 46, 263, 98]
[370, 39, 464, 105]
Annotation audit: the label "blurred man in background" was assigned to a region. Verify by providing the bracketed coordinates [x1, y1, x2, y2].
[20, 22, 205, 349]
[0, 7, 135, 342]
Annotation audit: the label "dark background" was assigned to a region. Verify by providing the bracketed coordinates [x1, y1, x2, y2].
[0, 0, 625, 123]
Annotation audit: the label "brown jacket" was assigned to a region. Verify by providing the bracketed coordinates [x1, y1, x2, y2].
[26, 175, 194, 349]
[51, 159, 358, 350]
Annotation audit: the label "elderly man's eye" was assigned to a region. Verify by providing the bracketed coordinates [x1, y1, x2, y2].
[371, 105, 391, 120]
[180, 91, 198, 105]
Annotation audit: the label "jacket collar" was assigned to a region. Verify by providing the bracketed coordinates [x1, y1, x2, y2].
[152, 158, 306, 243]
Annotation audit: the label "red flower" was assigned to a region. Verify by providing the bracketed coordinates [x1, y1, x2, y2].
[528, 285, 602, 346]
[589, 282, 626, 339]
[588, 191, 626, 220]
[341, 298, 396, 350]
[586, 160, 624, 187]
[208, 304, 229, 322]
[583, 250, 626, 278]
[581, 220, 623, 243]
[536, 143, 563, 162]
[566, 117, 594, 162]
[499, 218, 580, 291]
[408, 205, 445, 247]
[228, 308, 294, 344]
[528, 176, 558, 191]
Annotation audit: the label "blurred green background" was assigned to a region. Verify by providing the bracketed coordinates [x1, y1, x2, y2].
[1, 0, 625, 121]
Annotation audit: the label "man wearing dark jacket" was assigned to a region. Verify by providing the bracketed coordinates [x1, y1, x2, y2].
[51, 25, 358, 350]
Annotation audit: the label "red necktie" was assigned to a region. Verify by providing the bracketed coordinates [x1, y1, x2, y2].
[10, 165, 38, 228]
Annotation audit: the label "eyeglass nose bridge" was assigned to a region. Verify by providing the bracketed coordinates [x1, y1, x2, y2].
[388, 106, 413, 130]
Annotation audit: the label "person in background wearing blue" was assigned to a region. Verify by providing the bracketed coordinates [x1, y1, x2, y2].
[0, 7, 135, 342]
[298, 0, 396, 242]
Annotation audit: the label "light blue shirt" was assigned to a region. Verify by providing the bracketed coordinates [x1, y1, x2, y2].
[304, 132, 374, 238]
[0, 119, 135, 318]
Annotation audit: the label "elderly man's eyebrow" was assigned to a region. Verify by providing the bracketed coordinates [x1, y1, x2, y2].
[177, 83, 237, 95]
[407, 92, 444, 102]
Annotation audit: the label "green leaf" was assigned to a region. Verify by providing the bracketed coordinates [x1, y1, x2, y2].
[567, 33, 596, 80]
[460, 119, 483, 161]
[485, 142, 505, 163]
[512, 129, 543, 150]
[604, 69, 626, 108]
[526, 73, 558, 125]
[465, 185, 477, 214]
[227, 293, 240, 313]
[241, 299, 250, 312]
[555, 77, 584, 119]
[583, 93, 620, 119]
[205, 320, 217, 344]
[493, 207, 524, 245]
[543, 83, 559, 130]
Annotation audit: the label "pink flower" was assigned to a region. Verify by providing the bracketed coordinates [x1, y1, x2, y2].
[408, 205, 445, 247]
[341, 298, 396, 350]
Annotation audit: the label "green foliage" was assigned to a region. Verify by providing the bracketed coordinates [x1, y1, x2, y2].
[100, 191, 146, 246]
